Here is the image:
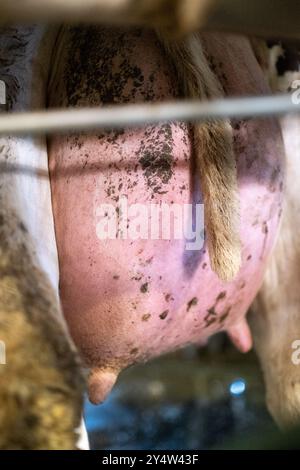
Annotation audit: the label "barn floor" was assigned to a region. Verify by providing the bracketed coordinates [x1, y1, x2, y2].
[85, 336, 277, 450]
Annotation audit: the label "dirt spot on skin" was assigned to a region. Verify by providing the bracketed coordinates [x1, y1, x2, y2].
[247, 255, 252, 261]
[203, 291, 227, 327]
[205, 317, 217, 328]
[207, 306, 217, 316]
[219, 308, 231, 325]
[204, 306, 217, 328]
[142, 313, 151, 322]
[216, 291, 226, 302]
[130, 348, 139, 355]
[187, 297, 198, 312]
[259, 221, 269, 260]
[138, 257, 154, 268]
[132, 274, 143, 281]
[140, 282, 149, 293]
[138, 123, 175, 194]
[113, 275, 120, 280]
[204, 288, 230, 328]
[165, 293, 174, 302]
[262, 221, 269, 235]
[159, 310, 169, 320]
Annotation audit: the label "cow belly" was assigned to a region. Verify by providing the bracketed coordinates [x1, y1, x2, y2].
[48, 27, 285, 403]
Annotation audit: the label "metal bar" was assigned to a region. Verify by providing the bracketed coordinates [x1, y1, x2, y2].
[0, 0, 213, 34]
[0, 94, 298, 137]
[208, 0, 300, 40]
[0, 0, 299, 39]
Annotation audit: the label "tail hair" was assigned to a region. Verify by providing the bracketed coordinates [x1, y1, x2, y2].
[158, 32, 241, 281]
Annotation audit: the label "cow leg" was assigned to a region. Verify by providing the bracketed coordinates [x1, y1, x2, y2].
[0, 26, 85, 449]
[249, 44, 300, 428]
[0, 195, 85, 449]
[250, 114, 300, 427]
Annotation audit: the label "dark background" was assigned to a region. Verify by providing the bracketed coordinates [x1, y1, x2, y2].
[85, 334, 276, 450]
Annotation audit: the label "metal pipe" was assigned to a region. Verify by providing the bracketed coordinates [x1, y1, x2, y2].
[0, 0, 213, 34]
[207, 0, 300, 40]
[0, 0, 299, 39]
[0, 94, 298, 137]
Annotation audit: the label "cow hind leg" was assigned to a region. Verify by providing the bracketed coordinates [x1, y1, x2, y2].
[250, 113, 300, 428]
[249, 43, 300, 428]
[0, 26, 85, 449]
[0, 232, 85, 449]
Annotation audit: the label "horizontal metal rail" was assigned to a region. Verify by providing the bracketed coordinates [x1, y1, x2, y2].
[0, 94, 298, 137]
[0, 0, 300, 39]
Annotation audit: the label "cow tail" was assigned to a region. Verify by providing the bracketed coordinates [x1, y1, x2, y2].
[158, 32, 241, 281]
